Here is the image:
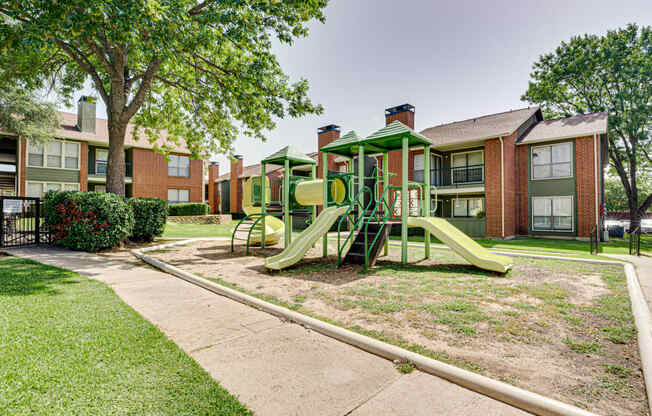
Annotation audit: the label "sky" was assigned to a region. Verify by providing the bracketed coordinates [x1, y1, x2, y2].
[62, 0, 652, 174]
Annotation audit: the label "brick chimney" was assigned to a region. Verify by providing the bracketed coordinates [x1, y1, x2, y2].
[317, 124, 340, 179]
[77, 96, 97, 133]
[384, 104, 415, 185]
[385, 104, 415, 129]
[230, 155, 243, 213]
[208, 162, 219, 214]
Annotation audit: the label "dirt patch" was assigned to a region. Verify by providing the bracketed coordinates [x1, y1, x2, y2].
[134, 239, 646, 416]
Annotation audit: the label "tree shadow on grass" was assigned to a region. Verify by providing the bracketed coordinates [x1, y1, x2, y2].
[0, 257, 81, 297]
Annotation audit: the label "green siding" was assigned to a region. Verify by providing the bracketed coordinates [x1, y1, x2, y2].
[26, 167, 80, 183]
[447, 218, 486, 237]
[527, 140, 577, 237]
[88, 147, 96, 174]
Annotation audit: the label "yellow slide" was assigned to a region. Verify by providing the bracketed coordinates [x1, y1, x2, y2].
[265, 205, 349, 270]
[242, 177, 284, 246]
[408, 217, 513, 273]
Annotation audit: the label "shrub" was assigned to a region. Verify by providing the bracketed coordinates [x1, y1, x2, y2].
[43, 191, 134, 252]
[129, 197, 168, 242]
[168, 202, 209, 216]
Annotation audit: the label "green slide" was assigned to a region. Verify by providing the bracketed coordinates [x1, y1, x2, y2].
[408, 217, 513, 273]
[265, 205, 349, 270]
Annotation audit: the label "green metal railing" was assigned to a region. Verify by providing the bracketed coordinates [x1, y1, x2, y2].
[361, 185, 400, 268]
[336, 185, 373, 266]
[230, 212, 282, 255]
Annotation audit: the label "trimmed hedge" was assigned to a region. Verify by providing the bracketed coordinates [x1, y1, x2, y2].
[168, 202, 209, 216]
[43, 191, 134, 252]
[129, 197, 168, 242]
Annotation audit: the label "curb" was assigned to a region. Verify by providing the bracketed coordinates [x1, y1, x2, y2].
[133, 240, 611, 416]
[625, 263, 652, 406]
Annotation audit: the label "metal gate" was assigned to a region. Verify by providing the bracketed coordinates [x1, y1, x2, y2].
[0, 196, 50, 248]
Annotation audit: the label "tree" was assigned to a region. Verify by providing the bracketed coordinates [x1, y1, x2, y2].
[0, 84, 59, 142]
[522, 23, 652, 231]
[0, 1, 326, 195]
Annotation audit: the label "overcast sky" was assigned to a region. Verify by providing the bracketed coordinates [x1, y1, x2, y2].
[64, 0, 651, 174]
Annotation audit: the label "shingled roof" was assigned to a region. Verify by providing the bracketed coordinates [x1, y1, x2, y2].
[420, 107, 540, 147]
[518, 112, 608, 145]
[55, 111, 192, 154]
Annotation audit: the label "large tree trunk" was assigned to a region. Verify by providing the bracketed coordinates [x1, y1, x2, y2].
[106, 121, 127, 195]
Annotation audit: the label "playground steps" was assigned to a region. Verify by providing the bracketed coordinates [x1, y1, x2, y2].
[342, 221, 391, 267]
[232, 219, 264, 241]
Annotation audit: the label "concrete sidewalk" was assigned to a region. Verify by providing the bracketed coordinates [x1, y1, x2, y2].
[6, 247, 528, 416]
[606, 254, 652, 312]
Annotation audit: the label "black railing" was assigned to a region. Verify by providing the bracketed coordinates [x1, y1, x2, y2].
[92, 161, 133, 177]
[413, 164, 484, 187]
[0, 197, 51, 247]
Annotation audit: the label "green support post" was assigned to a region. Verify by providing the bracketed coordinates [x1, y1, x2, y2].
[261, 162, 266, 249]
[401, 136, 408, 265]
[358, 145, 365, 223]
[322, 152, 328, 258]
[424, 145, 430, 259]
[284, 159, 290, 247]
[348, 156, 354, 231]
[383, 152, 389, 257]
[311, 164, 317, 248]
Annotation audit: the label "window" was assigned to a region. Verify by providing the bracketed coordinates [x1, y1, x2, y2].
[413, 153, 441, 183]
[451, 150, 484, 183]
[64, 142, 79, 169]
[96, 149, 108, 174]
[531, 142, 572, 179]
[28, 142, 44, 167]
[339, 164, 347, 173]
[25, 181, 79, 198]
[168, 189, 190, 204]
[532, 196, 573, 231]
[27, 139, 79, 170]
[453, 198, 484, 217]
[46, 141, 62, 168]
[168, 155, 190, 177]
[94, 185, 106, 193]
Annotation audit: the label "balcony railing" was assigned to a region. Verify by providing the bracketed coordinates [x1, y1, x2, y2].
[92, 161, 133, 177]
[413, 164, 484, 187]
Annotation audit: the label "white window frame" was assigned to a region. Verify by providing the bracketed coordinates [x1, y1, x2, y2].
[25, 181, 80, 198]
[452, 197, 485, 218]
[450, 150, 484, 184]
[531, 195, 574, 232]
[27, 139, 81, 171]
[95, 148, 109, 174]
[531, 142, 573, 180]
[168, 188, 190, 204]
[168, 155, 191, 178]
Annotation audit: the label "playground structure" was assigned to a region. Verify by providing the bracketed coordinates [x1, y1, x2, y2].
[232, 121, 513, 273]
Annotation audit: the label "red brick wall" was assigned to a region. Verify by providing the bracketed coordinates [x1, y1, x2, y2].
[317, 129, 340, 178]
[230, 157, 243, 213]
[208, 164, 219, 214]
[132, 148, 204, 202]
[503, 132, 517, 237]
[79, 142, 88, 191]
[576, 135, 599, 237]
[18, 138, 26, 196]
[516, 144, 529, 235]
[484, 139, 502, 237]
[384, 110, 415, 187]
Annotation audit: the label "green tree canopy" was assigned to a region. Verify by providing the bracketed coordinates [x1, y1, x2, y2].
[0, 84, 59, 142]
[522, 23, 652, 228]
[0, 0, 327, 194]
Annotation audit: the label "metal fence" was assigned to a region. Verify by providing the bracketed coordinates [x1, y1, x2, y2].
[0, 197, 51, 248]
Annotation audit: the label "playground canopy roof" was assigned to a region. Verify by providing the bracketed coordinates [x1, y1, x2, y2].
[262, 145, 316, 167]
[321, 121, 432, 156]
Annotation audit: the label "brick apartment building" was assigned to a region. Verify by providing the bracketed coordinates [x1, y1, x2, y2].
[0, 97, 204, 203]
[211, 104, 608, 240]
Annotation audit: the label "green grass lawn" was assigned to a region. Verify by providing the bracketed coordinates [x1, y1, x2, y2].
[0, 256, 250, 415]
[390, 233, 651, 257]
[162, 220, 238, 238]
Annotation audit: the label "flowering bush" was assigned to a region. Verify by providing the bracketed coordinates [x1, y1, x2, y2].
[43, 191, 134, 252]
[129, 197, 167, 242]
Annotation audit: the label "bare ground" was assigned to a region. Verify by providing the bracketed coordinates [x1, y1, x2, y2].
[127, 239, 647, 416]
